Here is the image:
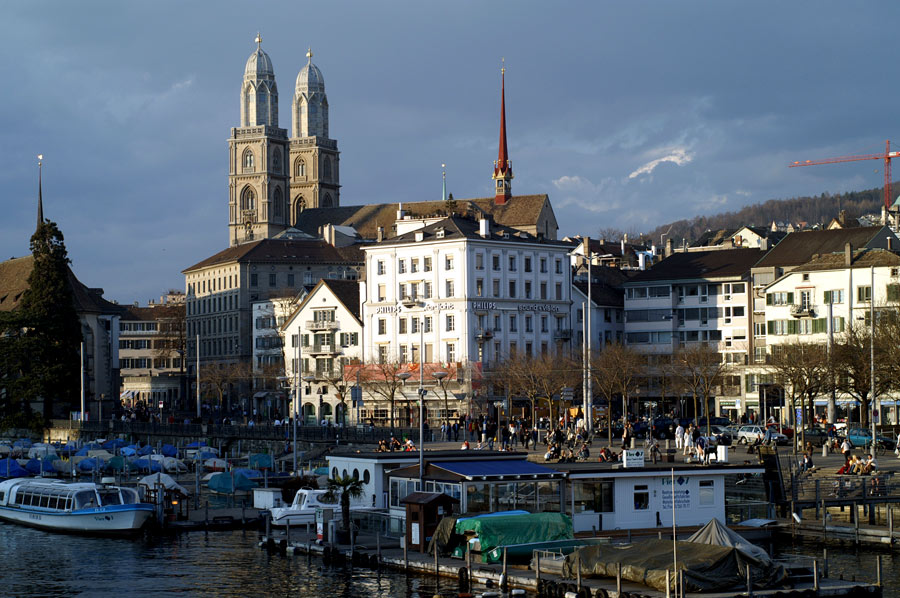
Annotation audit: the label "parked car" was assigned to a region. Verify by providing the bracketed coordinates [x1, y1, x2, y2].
[736, 425, 788, 445]
[846, 427, 896, 451]
[698, 416, 733, 428]
[800, 427, 831, 447]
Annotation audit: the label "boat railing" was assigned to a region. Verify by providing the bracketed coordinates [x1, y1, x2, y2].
[725, 500, 775, 524]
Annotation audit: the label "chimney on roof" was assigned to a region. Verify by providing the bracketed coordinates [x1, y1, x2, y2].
[396, 203, 406, 220]
[479, 217, 490, 238]
[665, 238, 673, 258]
[759, 238, 768, 251]
[323, 223, 335, 247]
[377, 226, 384, 243]
[845, 242, 852, 266]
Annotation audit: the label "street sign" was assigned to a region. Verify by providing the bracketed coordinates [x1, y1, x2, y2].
[560, 387, 574, 401]
[158, 401, 164, 409]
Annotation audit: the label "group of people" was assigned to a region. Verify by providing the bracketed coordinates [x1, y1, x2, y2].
[375, 436, 416, 452]
[675, 423, 712, 463]
[836, 453, 878, 476]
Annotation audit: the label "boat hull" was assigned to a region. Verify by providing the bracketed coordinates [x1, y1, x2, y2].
[0, 503, 155, 535]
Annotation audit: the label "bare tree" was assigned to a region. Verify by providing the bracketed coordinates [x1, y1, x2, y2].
[201, 362, 248, 415]
[672, 342, 728, 438]
[591, 343, 644, 445]
[831, 320, 893, 427]
[768, 340, 828, 449]
[359, 357, 408, 433]
[151, 303, 186, 407]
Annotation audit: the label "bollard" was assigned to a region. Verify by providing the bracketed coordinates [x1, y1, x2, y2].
[823, 548, 828, 579]
[746, 564, 752, 597]
[813, 559, 819, 592]
[592, 525, 597, 537]
[502, 546, 508, 590]
[376, 533, 381, 561]
[434, 545, 439, 578]
[286, 521, 291, 545]
[666, 569, 671, 598]
[616, 562, 622, 594]
[535, 550, 540, 583]
[890, 507, 895, 543]
[658, 531, 663, 539]
[575, 550, 581, 591]
[876, 555, 882, 586]
[822, 443, 828, 458]
[265, 511, 271, 539]
[403, 536, 408, 571]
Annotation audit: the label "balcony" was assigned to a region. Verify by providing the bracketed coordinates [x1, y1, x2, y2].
[306, 320, 339, 331]
[475, 328, 494, 342]
[553, 328, 573, 341]
[789, 304, 816, 318]
[308, 343, 338, 355]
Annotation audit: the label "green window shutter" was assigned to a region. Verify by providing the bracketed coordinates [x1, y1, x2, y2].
[302, 334, 309, 347]
[788, 320, 798, 335]
[824, 290, 832, 304]
[787, 292, 794, 304]
[767, 321, 775, 335]
[766, 294, 774, 305]
[888, 284, 900, 302]
[837, 317, 845, 332]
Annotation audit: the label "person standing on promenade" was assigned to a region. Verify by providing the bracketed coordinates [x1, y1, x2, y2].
[675, 422, 685, 450]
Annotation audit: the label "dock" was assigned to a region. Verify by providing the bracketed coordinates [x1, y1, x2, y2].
[256, 526, 884, 598]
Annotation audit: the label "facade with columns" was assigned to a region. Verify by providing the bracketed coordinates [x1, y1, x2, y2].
[229, 37, 340, 247]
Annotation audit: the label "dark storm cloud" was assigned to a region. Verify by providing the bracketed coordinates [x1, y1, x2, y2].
[2, 1, 898, 302]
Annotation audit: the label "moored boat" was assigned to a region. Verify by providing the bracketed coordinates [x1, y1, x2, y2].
[270, 488, 377, 526]
[0, 478, 154, 534]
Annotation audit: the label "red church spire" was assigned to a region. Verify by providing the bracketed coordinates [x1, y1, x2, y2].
[492, 61, 513, 205]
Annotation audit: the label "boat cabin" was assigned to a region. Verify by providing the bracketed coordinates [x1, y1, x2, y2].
[387, 459, 565, 523]
[552, 461, 767, 533]
[0, 480, 141, 511]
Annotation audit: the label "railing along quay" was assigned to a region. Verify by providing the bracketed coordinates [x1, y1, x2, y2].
[52, 419, 423, 445]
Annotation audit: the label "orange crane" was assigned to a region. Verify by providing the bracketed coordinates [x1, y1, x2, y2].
[790, 140, 900, 210]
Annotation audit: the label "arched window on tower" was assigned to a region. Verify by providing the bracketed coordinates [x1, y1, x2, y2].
[243, 149, 255, 173]
[294, 196, 306, 223]
[321, 193, 333, 208]
[323, 156, 332, 181]
[294, 157, 306, 178]
[273, 187, 283, 218]
[240, 186, 256, 211]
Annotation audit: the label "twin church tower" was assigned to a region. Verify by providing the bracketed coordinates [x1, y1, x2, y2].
[228, 35, 340, 246]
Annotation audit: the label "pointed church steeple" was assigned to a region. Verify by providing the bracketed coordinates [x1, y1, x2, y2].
[492, 60, 513, 205]
[37, 154, 44, 232]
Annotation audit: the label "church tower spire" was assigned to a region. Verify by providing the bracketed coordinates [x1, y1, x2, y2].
[228, 35, 290, 246]
[36, 154, 44, 232]
[289, 47, 340, 218]
[492, 61, 513, 205]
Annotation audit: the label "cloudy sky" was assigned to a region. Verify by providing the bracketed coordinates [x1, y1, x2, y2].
[3, 2, 899, 304]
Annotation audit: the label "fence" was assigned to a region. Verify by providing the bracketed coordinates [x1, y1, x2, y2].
[350, 510, 405, 538]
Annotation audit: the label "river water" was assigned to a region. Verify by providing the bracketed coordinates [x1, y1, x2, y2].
[0, 523, 896, 597]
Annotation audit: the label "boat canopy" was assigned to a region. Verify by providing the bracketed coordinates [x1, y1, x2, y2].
[455, 512, 573, 562]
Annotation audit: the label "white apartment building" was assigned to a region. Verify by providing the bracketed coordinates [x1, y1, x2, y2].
[361, 214, 574, 405]
[281, 278, 363, 425]
[622, 249, 764, 419]
[761, 247, 900, 423]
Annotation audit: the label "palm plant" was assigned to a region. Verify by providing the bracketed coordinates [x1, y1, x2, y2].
[323, 474, 365, 532]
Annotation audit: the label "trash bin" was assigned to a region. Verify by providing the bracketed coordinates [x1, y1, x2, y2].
[716, 445, 729, 464]
[315, 507, 333, 541]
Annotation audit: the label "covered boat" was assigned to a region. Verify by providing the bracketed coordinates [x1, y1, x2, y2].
[454, 512, 574, 562]
[0, 478, 154, 534]
[207, 472, 257, 495]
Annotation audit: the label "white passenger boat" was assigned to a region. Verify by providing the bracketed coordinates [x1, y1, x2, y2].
[270, 488, 377, 526]
[0, 478, 155, 534]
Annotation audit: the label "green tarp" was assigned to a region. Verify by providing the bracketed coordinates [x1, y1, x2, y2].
[455, 513, 573, 562]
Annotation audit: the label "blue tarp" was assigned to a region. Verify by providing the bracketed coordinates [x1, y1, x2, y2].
[13, 439, 32, 449]
[77, 458, 105, 472]
[161, 444, 177, 457]
[102, 439, 128, 450]
[457, 510, 530, 522]
[138, 445, 154, 456]
[208, 472, 258, 494]
[24, 458, 56, 474]
[0, 459, 28, 478]
[197, 451, 217, 460]
[185, 441, 207, 449]
[430, 460, 563, 478]
[248, 454, 273, 469]
[120, 447, 137, 456]
[232, 468, 263, 479]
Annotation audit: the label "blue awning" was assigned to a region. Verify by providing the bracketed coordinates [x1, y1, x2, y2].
[432, 460, 564, 480]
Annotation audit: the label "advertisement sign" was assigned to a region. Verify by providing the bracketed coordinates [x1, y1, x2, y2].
[623, 449, 645, 468]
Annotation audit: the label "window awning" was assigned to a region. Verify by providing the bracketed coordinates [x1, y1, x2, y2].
[432, 460, 565, 481]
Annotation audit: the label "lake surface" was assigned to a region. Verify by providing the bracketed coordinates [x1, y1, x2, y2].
[0, 523, 896, 597]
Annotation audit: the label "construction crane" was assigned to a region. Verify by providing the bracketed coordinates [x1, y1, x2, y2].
[790, 140, 900, 210]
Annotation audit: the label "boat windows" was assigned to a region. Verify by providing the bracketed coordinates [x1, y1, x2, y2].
[633, 485, 650, 510]
[699, 480, 714, 506]
[98, 490, 123, 506]
[572, 480, 614, 514]
[74, 491, 98, 509]
[120, 488, 139, 505]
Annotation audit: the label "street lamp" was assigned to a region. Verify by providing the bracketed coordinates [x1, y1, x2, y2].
[401, 297, 427, 491]
[433, 371, 449, 440]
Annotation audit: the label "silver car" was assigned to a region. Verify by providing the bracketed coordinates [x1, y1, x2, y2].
[737, 425, 788, 445]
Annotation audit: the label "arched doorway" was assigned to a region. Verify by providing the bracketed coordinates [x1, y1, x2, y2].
[320, 402, 333, 423]
[302, 402, 316, 425]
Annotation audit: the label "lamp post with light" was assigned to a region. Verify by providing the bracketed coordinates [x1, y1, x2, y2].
[433, 371, 449, 440]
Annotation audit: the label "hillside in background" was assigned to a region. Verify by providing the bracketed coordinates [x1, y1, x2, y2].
[642, 184, 889, 246]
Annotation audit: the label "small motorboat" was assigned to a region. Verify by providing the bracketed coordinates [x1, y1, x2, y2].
[270, 488, 377, 527]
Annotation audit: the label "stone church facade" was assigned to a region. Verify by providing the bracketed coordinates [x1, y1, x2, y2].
[228, 37, 340, 247]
